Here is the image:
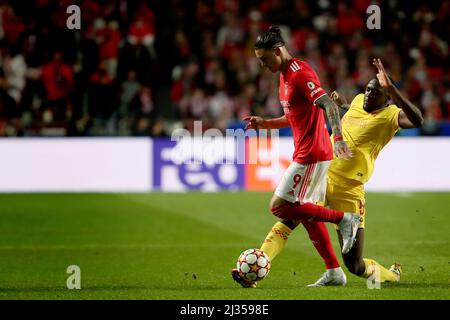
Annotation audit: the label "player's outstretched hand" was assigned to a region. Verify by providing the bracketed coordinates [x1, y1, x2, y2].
[334, 140, 353, 160]
[373, 58, 393, 89]
[242, 116, 266, 130]
[330, 91, 348, 107]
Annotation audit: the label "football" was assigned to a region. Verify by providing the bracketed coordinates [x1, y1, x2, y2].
[236, 249, 271, 282]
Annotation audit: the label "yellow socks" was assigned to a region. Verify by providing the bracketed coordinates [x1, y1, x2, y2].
[259, 223, 399, 284]
[362, 258, 399, 282]
[260, 222, 292, 261]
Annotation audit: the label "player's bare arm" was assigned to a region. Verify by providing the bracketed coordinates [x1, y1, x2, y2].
[330, 91, 350, 119]
[373, 58, 424, 129]
[315, 94, 353, 159]
[243, 115, 289, 130]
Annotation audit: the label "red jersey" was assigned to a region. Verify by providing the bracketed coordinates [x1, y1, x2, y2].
[279, 58, 333, 164]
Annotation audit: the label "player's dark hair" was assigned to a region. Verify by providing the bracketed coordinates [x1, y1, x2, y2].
[254, 26, 285, 50]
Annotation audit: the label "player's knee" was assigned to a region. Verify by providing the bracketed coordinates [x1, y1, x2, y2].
[281, 219, 300, 230]
[269, 198, 277, 211]
[270, 199, 286, 217]
[269, 199, 278, 214]
[270, 204, 281, 217]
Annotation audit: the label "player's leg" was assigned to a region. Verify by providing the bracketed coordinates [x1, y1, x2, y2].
[270, 162, 362, 254]
[260, 162, 345, 285]
[232, 162, 358, 288]
[337, 229, 400, 282]
[232, 217, 300, 288]
[299, 161, 346, 286]
[270, 193, 347, 224]
[337, 228, 366, 275]
[260, 218, 300, 261]
[255, 218, 347, 288]
[329, 181, 401, 283]
[231, 162, 318, 287]
[303, 219, 347, 287]
[231, 161, 307, 288]
[263, 161, 346, 286]
[257, 162, 316, 265]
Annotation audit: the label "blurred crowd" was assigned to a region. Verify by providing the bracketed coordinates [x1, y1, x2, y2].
[0, 0, 449, 137]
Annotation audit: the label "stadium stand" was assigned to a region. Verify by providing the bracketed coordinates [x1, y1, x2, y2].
[0, 0, 448, 137]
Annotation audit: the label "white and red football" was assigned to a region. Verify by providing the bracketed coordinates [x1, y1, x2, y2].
[236, 248, 271, 282]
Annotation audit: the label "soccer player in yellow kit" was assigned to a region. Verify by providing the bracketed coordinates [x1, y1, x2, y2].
[309, 58, 424, 285]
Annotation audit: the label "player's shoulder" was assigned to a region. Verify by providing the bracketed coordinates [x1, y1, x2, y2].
[385, 103, 401, 112]
[380, 103, 402, 118]
[287, 59, 318, 83]
[288, 58, 304, 73]
[287, 58, 319, 75]
[291, 58, 316, 74]
[350, 93, 365, 109]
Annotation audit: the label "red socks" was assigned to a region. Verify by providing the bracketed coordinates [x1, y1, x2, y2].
[302, 220, 340, 269]
[271, 201, 344, 224]
[269, 201, 344, 270]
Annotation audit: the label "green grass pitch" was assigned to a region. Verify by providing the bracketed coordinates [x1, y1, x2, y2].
[0, 192, 449, 300]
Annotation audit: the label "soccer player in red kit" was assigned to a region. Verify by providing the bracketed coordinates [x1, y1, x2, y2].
[232, 26, 362, 288]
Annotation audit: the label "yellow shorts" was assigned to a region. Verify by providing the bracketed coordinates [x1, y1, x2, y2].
[325, 173, 366, 229]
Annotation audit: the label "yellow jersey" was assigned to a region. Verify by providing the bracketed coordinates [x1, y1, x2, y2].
[328, 93, 402, 184]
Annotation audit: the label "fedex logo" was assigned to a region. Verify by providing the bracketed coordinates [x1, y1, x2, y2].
[245, 138, 293, 191]
[152, 139, 244, 191]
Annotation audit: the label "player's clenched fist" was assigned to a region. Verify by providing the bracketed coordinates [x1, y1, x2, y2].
[243, 116, 267, 130]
